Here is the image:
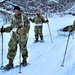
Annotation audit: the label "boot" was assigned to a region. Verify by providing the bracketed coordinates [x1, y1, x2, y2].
[34, 38, 38, 43]
[4, 59, 13, 70]
[40, 37, 44, 42]
[21, 58, 27, 67]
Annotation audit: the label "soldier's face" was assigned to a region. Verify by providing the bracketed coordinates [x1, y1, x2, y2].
[14, 10, 21, 16]
[37, 12, 40, 14]
[36, 11, 40, 16]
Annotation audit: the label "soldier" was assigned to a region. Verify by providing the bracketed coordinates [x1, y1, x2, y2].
[0, 6, 30, 69]
[29, 10, 48, 42]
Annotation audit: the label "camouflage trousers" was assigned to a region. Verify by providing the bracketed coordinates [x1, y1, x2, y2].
[34, 26, 43, 40]
[7, 32, 28, 60]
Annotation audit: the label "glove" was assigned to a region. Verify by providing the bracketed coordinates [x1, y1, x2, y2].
[45, 19, 49, 22]
[0, 26, 4, 33]
[68, 27, 73, 32]
[29, 18, 32, 21]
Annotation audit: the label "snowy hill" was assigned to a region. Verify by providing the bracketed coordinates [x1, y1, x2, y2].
[48, 0, 58, 2]
[0, 14, 75, 75]
[0, 0, 75, 19]
[65, 4, 75, 15]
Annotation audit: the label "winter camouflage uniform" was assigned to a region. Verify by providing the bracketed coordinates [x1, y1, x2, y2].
[0, 13, 30, 61]
[30, 14, 47, 41]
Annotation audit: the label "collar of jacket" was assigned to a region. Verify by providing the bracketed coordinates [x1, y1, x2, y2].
[36, 14, 41, 17]
[14, 13, 21, 18]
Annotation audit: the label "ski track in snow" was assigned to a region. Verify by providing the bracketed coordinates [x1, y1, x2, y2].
[0, 15, 75, 75]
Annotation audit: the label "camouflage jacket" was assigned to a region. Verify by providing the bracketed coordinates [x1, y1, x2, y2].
[31, 14, 46, 25]
[0, 13, 30, 34]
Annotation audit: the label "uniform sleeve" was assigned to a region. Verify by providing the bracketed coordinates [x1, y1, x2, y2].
[3, 26, 12, 32]
[0, 26, 12, 33]
[72, 20, 75, 30]
[24, 15, 30, 33]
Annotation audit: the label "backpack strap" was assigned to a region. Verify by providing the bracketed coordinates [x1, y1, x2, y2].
[21, 14, 24, 28]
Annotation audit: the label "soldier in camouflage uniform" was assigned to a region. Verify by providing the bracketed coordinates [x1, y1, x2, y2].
[0, 6, 30, 69]
[29, 10, 48, 42]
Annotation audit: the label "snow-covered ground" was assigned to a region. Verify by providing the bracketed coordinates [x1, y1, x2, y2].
[0, 14, 75, 75]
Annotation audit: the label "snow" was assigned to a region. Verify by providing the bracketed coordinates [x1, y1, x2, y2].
[48, 0, 58, 3]
[0, 14, 75, 75]
[0, 8, 13, 14]
[65, 4, 75, 13]
[0, 14, 4, 26]
[0, 0, 5, 2]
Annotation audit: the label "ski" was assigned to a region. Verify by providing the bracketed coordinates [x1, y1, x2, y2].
[39, 40, 44, 42]
[0, 63, 30, 71]
[33, 40, 44, 43]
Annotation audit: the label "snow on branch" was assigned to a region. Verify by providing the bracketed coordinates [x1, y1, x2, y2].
[0, 0, 6, 3]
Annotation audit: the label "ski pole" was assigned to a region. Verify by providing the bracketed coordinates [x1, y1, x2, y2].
[61, 32, 71, 67]
[19, 34, 22, 73]
[0, 26, 4, 68]
[46, 13, 53, 43]
[18, 14, 24, 73]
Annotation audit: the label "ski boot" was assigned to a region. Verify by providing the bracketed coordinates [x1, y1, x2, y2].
[4, 59, 13, 70]
[34, 39, 38, 43]
[4, 64, 13, 70]
[21, 58, 27, 67]
[40, 37, 44, 42]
